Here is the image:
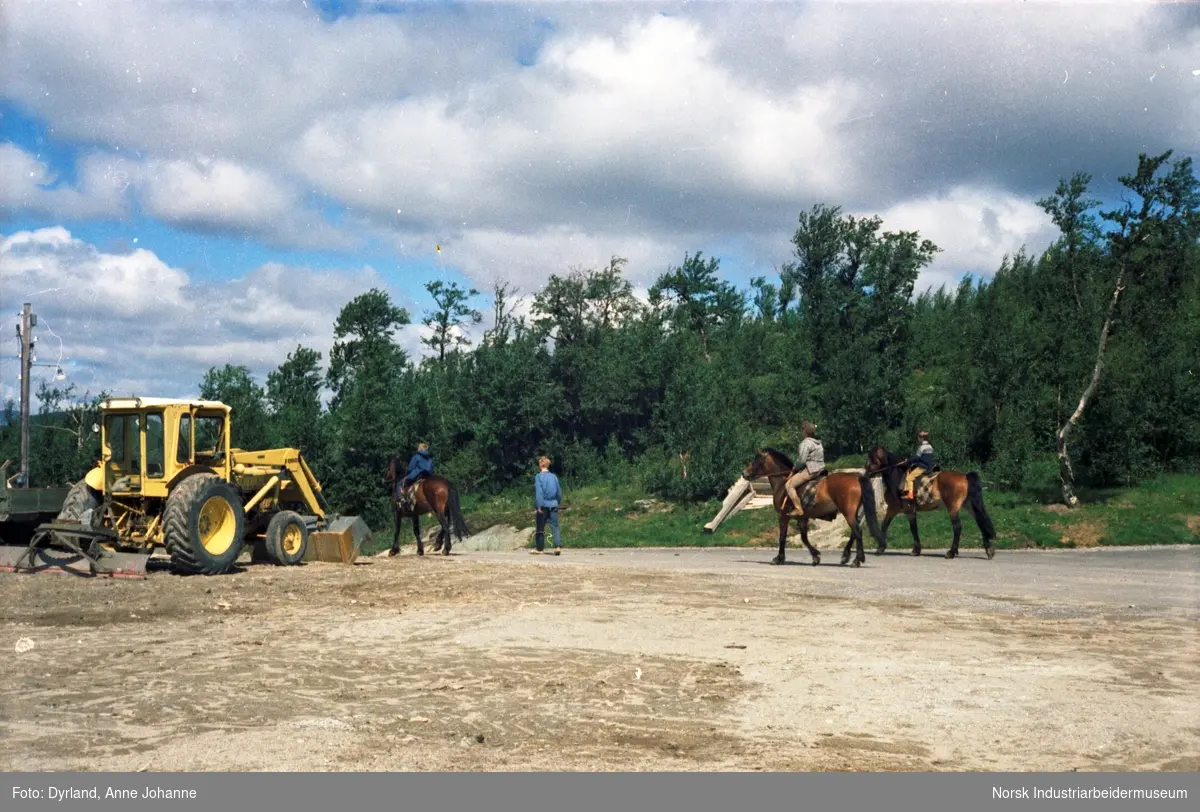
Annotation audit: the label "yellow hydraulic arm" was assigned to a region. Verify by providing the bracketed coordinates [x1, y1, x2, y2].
[231, 448, 331, 519]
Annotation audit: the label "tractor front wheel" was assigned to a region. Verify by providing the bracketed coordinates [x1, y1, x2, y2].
[164, 474, 246, 575]
[264, 511, 308, 566]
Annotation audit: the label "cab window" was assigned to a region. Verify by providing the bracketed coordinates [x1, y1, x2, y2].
[145, 412, 165, 478]
[105, 414, 126, 463]
[177, 414, 193, 463]
[195, 415, 225, 461]
[105, 414, 141, 473]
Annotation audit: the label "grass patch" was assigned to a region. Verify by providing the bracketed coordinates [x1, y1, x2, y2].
[361, 473, 1200, 555]
[862, 473, 1200, 552]
[364, 482, 779, 555]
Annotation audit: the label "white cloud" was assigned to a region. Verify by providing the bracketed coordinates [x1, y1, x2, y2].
[288, 13, 863, 237]
[431, 225, 696, 292]
[2, 1, 1196, 295]
[132, 156, 352, 250]
[1, 226, 188, 317]
[137, 159, 290, 228]
[0, 228, 415, 407]
[866, 188, 1059, 293]
[0, 143, 130, 219]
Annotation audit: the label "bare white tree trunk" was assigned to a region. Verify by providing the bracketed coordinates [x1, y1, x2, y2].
[1056, 263, 1127, 507]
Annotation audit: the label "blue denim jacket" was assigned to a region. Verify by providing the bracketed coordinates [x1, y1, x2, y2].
[534, 471, 562, 509]
[406, 449, 433, 480]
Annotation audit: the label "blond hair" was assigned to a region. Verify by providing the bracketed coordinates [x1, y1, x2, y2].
[538, 456, 551, 469]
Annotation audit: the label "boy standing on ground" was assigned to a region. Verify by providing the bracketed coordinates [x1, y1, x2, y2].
[532, 456, 563, 555]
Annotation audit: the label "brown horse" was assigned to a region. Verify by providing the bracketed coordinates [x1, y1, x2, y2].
[862, 446, 996, 560]
[743, 448, 873, 567]
[384, 458, 471, 557]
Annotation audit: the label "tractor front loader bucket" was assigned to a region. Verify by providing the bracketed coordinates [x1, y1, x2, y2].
[0, 522, 150, 578]
[305, 515, 371, 564]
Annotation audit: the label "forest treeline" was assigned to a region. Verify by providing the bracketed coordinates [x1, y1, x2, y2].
[5, 150, 1198, 528]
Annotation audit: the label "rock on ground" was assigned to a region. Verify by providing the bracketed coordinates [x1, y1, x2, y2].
[391, 523, 535, 554]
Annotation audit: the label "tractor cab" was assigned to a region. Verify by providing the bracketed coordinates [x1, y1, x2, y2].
[87, 398, 232, 498]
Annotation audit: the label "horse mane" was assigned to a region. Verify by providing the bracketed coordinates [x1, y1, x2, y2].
[870, 445, 905, 502]
[761, 447, 795, 469]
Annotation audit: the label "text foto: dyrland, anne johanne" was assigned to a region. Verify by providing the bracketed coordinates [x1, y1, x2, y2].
[13, 785, 198, 801]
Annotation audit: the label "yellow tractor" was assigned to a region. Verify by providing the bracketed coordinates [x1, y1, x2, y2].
[0, 397, 367, 576]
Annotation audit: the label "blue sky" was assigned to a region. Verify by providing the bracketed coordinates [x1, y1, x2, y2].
[1, 94, 477, 310]
[2, 1, 1197, 404]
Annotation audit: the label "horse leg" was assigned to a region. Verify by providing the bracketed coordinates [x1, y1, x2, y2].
[875, 510, 896, 556]
[840, 506, 864, 567]
[797, 517, 820, 566]
[414, 514, 424, 557]
[772, 512, 788, 565]
[389, 505, 402, 556]
[439, 507, 452, 556]
[946, 510, 962, 559]
[908, 512, 922, 556]
[430, 508, 444, 553]
[839, 501, 855, 566]
[853, 507, 866, 567]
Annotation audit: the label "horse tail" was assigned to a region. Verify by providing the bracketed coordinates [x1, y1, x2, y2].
[966, 472, 995, 540]
[448, 486, 471, 541]
[859, 473, 885, 545]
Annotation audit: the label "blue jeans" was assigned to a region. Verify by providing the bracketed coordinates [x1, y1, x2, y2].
[535, 507, 560, 550]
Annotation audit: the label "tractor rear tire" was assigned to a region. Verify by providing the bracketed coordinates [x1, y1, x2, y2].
[56, 479, 99, 523]
[164, 473, 246, 575]
[264, 510, 308, 566]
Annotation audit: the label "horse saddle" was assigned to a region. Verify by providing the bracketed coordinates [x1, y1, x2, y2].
[797, 469, 829, 512]
[907, 468, 939, 506]
[398, 480, 420, 508]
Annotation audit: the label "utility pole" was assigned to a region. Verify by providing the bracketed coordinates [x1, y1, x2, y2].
[17, 303, 34, 488]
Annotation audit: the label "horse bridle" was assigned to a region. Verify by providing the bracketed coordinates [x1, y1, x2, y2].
[863, 460, 906, 477]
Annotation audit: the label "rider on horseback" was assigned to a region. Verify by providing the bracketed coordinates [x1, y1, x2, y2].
[785, 422, 826, 513]
[900, 430, 934, 504]
[398, 442, 434, 510]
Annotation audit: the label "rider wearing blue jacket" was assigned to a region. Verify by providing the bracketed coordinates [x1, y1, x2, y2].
[399, 443, 434, 501]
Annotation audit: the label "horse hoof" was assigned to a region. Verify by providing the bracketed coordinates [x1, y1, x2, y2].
[945, 550, 956, 560]
[851, 558, 862, 568]
[986, 546, 996, 560]
[417, 548, 425, 557]
[388, 548, 400, 557]
[911, 547, 922, 556]
[874, 545, 886, 556]
[770, 556, 784, 565]
[811, 554, 820, 567]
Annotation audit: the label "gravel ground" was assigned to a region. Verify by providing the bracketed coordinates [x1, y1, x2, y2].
[2, 544, 1197, 772]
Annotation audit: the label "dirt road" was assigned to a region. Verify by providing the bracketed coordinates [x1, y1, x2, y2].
[2, 544, 1197, 772]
